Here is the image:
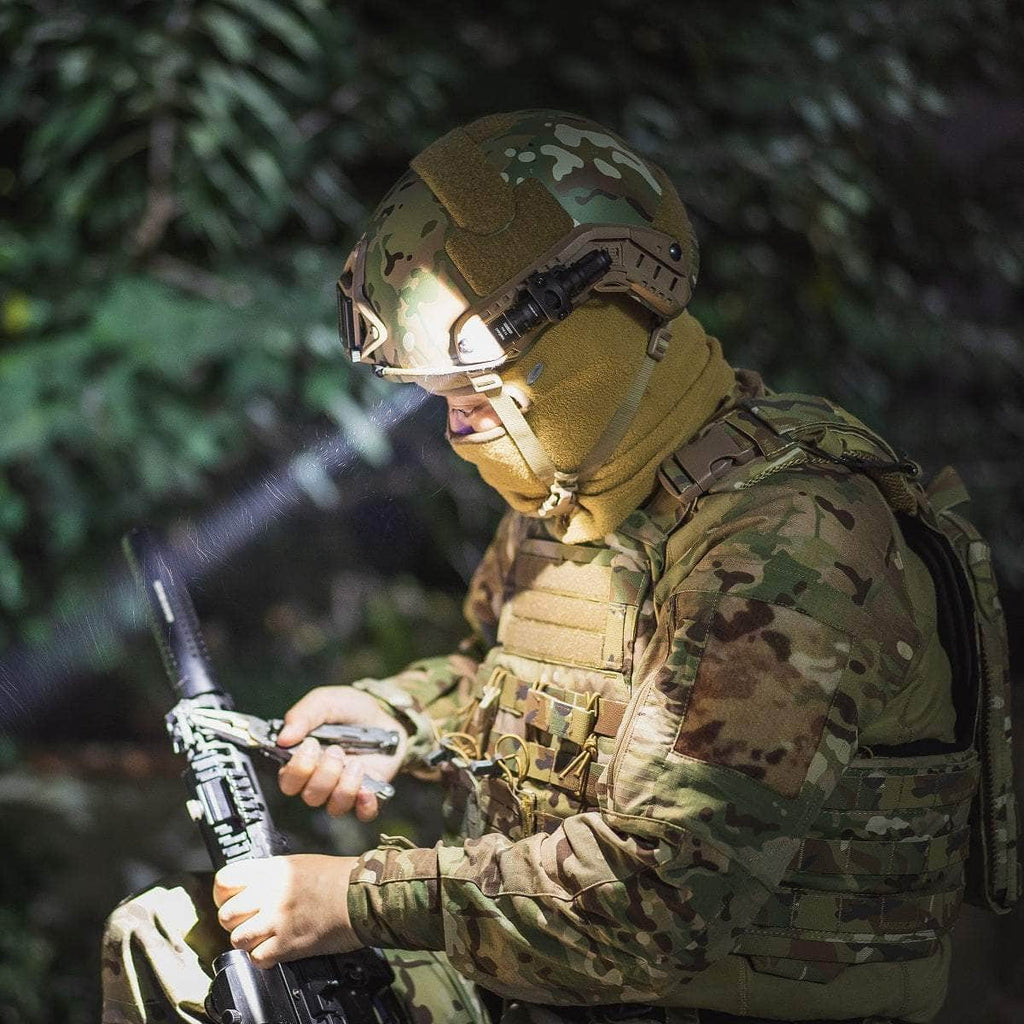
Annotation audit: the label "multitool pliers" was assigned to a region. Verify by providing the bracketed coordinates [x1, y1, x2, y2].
[188, 707, 398, 801]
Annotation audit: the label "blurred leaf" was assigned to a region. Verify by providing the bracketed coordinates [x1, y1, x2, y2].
[219, 0, 320, 62]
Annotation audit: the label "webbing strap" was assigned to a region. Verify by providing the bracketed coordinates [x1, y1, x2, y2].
[657, 418, 762, 507]
[595, 699, 627, 738]
[822, 757, 980, 812]
[738, 399, 923, 514]
[521, 687, 627, 743]
[477, 334, 674, 518]
[517, 739, 605, 800]
[496, 671, 628, 741]
[656, 398, 926, 516]
[523, 739, 557, 784]
[576, 328, 670, 482]
[750, 885, 962, 938]
[472, 374, 557, 485]
[495, 667, 528, 712]
[790, 827, 971, 878]
[731, 931, 939, 964]
[523, 689, 595, 745]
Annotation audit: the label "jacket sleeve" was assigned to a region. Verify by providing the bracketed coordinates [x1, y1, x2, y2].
[350, 512, 520, 767]
[345, 470, 927, 1003]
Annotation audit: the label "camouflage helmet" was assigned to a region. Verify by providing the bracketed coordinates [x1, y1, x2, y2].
[338, 110, 700, 518]
[338, 109, 698, 393]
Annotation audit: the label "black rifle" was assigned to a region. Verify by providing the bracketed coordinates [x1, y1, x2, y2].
[123, 527, 408, 1024]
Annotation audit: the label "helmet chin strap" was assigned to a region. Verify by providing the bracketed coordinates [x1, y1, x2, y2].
[468, 323, 671, 522]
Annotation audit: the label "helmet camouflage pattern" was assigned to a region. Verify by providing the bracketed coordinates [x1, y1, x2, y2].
[339, 109, 699, 393]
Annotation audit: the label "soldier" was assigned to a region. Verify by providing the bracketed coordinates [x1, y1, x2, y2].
[103, 110, 1018, 1024]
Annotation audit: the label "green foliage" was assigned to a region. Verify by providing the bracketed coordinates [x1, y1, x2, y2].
[0, 0, 452, 255]
[0, 2, 1021, 1021]
[0, 254, 380, 648]
[1, 1, 1020, 660]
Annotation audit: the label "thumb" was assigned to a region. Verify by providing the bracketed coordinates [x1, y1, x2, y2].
[277, 693, 331, 746]
[275, 717, 308, 747]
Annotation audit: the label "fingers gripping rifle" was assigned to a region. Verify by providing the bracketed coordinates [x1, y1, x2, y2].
[123, 528, 408, 1024]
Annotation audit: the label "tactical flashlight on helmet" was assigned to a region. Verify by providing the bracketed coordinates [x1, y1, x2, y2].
[485, 249, 613, 347]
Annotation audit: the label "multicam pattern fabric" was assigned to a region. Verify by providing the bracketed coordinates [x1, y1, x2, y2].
[927, 475, 1020, 912]
[99, 382, 1011, 1024]
[101, 873, 223, 1024]
[348, 109, 695, 381]
[668, 596, 852, 799]
[345, 384, 1009, 1023]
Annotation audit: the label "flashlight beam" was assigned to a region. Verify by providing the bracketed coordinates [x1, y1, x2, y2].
[0, 386, 432, 736]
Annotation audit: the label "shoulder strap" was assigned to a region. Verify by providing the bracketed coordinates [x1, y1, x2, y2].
[926, 464, 971, 514]
[655, 417, 764, 506]
[656, 394, 930, 516]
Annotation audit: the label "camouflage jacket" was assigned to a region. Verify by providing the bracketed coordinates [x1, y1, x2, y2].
[346, 380, 964, 1020]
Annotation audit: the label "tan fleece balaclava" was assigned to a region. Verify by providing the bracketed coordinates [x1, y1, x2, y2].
[449, 296, 736, 543]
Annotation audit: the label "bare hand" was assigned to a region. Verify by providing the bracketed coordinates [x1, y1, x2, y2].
[276, 686, 408, 821]
[213, 855, 361, 967]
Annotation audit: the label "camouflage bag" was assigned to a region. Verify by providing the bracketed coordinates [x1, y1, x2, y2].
[922, 465, 1020, 912]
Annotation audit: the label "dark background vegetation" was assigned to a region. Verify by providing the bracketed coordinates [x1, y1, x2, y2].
[0, 1, 1022, 1020]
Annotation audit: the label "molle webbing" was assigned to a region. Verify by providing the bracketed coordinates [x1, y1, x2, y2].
[486, 668, 628, 743]
[475, 667, 626, 802]
[820, 754, 980, 813]
[747, 885, 962, 942]
[656, 396, 922, 515]
[744, 753, 980, 960]
[653, 397, 989, 965]
[926, 471, 1021, 912]
[410, 127, 573, 296]
[517, 740, 606, 803]
[790, 829, 971, 878]
[491, 672, 625, 801]
[793, 758, 979, 885]
[522, 686, 626, 744]
[734, 885, 963, 965]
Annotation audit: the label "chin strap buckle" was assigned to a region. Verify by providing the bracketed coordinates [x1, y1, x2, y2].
[468, 371, 504, 395]
[538, 471, 579, 518]
[646, 325, 671, 361]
